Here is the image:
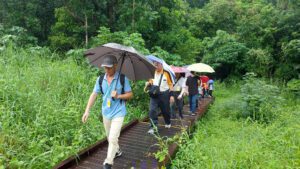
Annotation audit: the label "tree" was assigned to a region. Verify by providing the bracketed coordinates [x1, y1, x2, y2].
[157, 28, 201, 64]
[236, 3, 279, 49]
[91, 26, 150, 54]
[280, 39, 300, 79]
[245, 48, 274, 77]
[151, 46, 183, 66]
[202, 30, 249, 79]
[0, 25, 37, 49]
[115, 0, 159, 42]
[188, 0, 240, 39]
[49, 7, 82, 51]
[0, 0, 64, 44]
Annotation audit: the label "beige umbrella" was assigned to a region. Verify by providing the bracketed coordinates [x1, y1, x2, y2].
[187, 63, 215, 73]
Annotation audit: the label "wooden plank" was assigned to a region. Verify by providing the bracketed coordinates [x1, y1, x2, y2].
[54, 98, 214, 169]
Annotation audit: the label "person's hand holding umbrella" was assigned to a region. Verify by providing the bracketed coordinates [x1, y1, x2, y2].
[83, 43, 156, 123]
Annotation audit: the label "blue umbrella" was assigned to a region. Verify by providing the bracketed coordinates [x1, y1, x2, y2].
[146, 55, 176, 84]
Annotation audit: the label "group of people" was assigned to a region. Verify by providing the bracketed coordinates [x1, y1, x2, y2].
[81, 55, 214, 169]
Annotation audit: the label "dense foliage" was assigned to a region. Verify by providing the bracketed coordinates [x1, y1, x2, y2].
[0, 46, 146, 168]
[172, 82, 300, 168]
[1, 0, 299, 80]
[0, 0, 299, 168]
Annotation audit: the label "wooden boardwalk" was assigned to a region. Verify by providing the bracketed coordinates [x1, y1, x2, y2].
[54, 97, 213, 169]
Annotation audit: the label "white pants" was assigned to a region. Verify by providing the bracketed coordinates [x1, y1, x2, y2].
[103, 116, 124, 165]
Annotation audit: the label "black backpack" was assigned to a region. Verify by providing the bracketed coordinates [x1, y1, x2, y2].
[98, 74, 126, 103]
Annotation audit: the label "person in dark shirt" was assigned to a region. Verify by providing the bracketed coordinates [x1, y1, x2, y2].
[186, 72, 199, 115]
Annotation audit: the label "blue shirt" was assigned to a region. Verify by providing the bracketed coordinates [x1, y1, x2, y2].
[208, 79, 214, 90]
[93, 72, 132, 120]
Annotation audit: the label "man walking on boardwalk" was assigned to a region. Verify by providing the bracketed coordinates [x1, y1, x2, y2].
[145, 60, 175, 134]
[82, 55, 133, 169]
[186, 71, 199, 116]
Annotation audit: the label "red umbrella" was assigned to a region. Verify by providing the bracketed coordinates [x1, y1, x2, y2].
[200, 75, 209, 83]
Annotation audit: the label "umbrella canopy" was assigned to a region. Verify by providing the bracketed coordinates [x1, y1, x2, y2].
[84, 43, 155, 81]
[187, 63, 215, 73]
[200, 75, 209, 83]
[146, 55, 176, 84]
[182, 65, 194, 77]
[170, 65, 188, 73]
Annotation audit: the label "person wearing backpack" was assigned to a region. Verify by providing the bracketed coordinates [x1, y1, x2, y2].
[145, 61, 174, 135]
[81, 55, 133, 169]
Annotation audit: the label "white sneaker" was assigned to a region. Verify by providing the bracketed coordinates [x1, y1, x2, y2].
[114, 149, 122, 158]
[148, 128, 155, 134]
[165, 124, 171, 128]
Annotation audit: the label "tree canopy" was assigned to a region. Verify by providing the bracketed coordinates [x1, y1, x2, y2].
[0, 0, 299, 80]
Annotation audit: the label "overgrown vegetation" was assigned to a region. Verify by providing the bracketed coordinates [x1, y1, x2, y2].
[0, 46, 147, 168]
[0, 0, 299, 168]
[240, 73, 282, 123]
[171, 81, 300, 169]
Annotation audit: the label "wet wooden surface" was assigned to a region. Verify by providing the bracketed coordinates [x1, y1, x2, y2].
[54, 97, 213, 169]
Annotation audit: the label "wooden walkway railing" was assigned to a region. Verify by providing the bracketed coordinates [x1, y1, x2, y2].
[54, 97, 213, 169]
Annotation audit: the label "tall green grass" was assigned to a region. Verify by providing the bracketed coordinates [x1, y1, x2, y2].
[171, 82, 300, 169]
[0, 46, 146, 168]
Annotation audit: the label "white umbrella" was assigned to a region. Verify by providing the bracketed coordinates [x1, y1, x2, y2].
[187, 63, 215, 73]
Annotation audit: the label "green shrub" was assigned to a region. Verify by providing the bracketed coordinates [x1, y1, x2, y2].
[172, 82, 300, 169]
[241, 73, 282, 123]
[287, 79, 300, 96]
[0, 44, 150, 168]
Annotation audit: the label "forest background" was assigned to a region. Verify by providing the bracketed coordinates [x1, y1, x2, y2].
[0, 0, 299, 168]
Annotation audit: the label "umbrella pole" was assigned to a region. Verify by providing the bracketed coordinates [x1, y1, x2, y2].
[116, 52, 126, 87]
[112, 52, 126, 100]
